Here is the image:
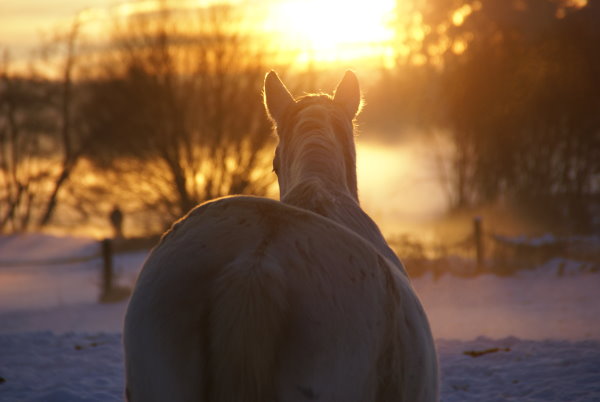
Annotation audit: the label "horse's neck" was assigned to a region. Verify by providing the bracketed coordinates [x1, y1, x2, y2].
[282, 179, 407, 275]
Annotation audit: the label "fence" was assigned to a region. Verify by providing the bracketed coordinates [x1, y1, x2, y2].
[0, 236, 158, 302]
[387, 218, 600, 277]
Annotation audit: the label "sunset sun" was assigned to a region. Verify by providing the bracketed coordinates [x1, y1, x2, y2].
[265, 0, 396, 62]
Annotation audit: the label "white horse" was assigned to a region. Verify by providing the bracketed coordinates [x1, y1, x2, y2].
[124, 71, 439, 402]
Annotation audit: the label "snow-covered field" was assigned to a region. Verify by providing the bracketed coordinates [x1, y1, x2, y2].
[1, 234, 599, 401]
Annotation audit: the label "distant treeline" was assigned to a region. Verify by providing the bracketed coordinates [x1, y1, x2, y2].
[367, 0, 599, 233]
[1, 0, 598, 235]
[0, 4, 282, 234]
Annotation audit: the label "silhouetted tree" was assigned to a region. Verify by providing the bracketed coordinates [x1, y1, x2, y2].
[37, 17, 92, 227]
[0, 53, 60, 232]
[82, 3, 276, 221]
[0, 16, 95, 233]
[390, 0, 599, 232]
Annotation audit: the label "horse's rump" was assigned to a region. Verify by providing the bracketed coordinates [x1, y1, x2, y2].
[125, 196, 436, 401]
[125, 69, 438, 402]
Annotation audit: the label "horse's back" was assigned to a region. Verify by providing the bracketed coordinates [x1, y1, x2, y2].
[124, 196, 437, 401]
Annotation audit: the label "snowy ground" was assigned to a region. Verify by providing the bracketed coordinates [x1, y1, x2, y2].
[0, 234, 599, 401]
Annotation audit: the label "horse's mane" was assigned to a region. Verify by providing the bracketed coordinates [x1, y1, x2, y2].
[273, 93, 404, 272]
[277, 93, 358, 201]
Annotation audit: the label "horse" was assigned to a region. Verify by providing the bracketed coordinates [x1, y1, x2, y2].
[123, 71, 439, 402]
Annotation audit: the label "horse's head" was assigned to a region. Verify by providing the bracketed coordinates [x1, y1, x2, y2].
[263, 71, 361, 202]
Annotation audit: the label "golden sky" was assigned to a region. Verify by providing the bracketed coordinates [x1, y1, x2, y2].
[0, 0, 108, 59]
[0, 0, 397, 66]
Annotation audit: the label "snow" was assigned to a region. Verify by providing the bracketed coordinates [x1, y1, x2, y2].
[0, 233, 100, 266]
[413, 260, 600, 340]
[493, 233, 558, 246]
[0, 234, 599, 401]
[0, 332, 124, 402]
[437, 337, 600, 401]
[2, 333, 598, 402]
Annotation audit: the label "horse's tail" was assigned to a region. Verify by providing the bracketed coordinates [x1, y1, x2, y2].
[208, 254, 288, 402]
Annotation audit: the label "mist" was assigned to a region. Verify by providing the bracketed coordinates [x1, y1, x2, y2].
[356, 136, 448, 235]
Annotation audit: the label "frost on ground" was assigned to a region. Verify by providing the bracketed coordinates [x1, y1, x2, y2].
[0, 234, 599, 401]
[437, 337, 600, 402]
[0, 332, 124, 402]
[1, 332, 598, 402]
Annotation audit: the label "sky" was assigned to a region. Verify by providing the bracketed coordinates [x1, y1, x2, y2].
[0, 0, 109, 60]
[0, 0, 397, 67]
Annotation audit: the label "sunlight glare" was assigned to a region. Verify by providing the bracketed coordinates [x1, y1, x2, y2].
[265, 0, 396, 63]
[356, 141, 447, 234]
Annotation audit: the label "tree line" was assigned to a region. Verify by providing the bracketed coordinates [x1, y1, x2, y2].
[1, 0, 598, 235]
[367, 0, 599, 233]
[1, 3, 282, 234]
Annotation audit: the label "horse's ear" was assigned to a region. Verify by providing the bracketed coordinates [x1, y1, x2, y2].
[333, 70, 361, 118]
[264, 71, 295, 126]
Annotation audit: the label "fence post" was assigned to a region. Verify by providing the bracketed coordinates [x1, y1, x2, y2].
[473, 216, 484, 272]
[101, 238, 113, 301]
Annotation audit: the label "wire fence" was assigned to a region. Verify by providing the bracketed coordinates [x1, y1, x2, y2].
[388, 218, 600, 277]
[0, 235, 159, 268]
[0, 237, 156, 302]
[1, 227, 597, 283]
[0, 253, 102, 268]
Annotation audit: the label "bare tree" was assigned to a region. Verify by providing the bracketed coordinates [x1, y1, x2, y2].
[82, 2, 277, 222]
[0, 14, 103, 233]
[37, 17, 92, 227]
[0, 51, 59, 233]
[383, 0, 600, 232]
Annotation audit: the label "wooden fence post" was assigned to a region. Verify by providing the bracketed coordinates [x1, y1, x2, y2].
[473, 216, 484, 272]
[101, 238, 113, 301]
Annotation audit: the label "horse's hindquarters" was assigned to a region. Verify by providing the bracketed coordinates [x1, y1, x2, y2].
[124, 197, 438, 402]
[273, 242, 387, 401]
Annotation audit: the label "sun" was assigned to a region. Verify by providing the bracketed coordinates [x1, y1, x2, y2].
[264, 0, 396, 63]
